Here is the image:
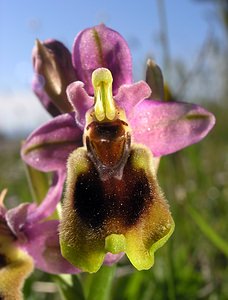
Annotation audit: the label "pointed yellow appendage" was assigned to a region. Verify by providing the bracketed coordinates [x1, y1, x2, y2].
[105, 234, 126, 254]
[92, 68, 116, 121]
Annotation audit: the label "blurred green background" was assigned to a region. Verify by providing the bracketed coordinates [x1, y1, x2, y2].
[0, 0, 228, 299]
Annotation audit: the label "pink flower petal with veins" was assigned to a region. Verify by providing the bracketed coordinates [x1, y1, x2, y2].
[72, 24, 132, 95]
[21, 113, 82, 172]
[130, 100, 216, 157]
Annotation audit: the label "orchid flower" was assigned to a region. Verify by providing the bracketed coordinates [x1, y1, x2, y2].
[21, 24, 215, 273]
[0, 176, 79, 299]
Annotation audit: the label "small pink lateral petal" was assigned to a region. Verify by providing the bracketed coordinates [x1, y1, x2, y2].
[115, 81, 151, 117]
[67, 81, 94, 129]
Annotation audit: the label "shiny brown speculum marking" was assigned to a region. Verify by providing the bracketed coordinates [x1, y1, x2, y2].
[85, 119, 131, 180]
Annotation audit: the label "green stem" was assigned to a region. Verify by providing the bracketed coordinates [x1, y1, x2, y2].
[24, 162, 49, 204]
[52, 274, 85, 300]
[87, 265, 116, 300]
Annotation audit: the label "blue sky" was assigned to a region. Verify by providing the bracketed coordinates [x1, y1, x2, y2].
[0, 0, 222, 135]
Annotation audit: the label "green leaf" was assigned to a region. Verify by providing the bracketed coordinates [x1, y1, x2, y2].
[24, 162, 49, 204]
[52, 274, 85, 300]
[188, 205, 228, 257]
[87, 265, 116, 300]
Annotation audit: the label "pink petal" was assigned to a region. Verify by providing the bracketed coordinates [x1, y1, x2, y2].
[21, 113, 83, 172]
[22, 220, 80, 274]
[115, 81, 151, 117]
[67, 81, 94, 129]
[6, 203, 36, 236]
[26, 171, 65, 224]
[72, 24, 132, 95]
[130, 100, 215, 157]
[104, 252, 124, 266]
[0, 208, 5, 218]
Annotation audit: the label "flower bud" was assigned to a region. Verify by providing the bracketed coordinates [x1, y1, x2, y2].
[32, 39, 77, 115]
[146, 59, 164, 100]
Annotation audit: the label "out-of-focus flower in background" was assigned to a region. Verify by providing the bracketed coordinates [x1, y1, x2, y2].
[0, 179, 79, 298]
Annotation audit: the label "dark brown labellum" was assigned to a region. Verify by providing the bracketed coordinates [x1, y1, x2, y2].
[73, 149, 153, 232]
